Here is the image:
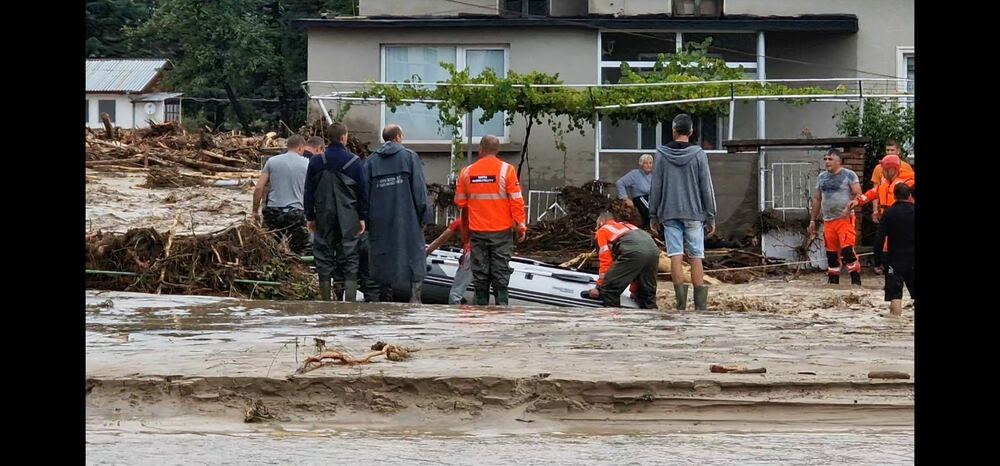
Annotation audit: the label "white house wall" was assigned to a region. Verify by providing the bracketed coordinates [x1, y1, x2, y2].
[86, 94, 168, 130]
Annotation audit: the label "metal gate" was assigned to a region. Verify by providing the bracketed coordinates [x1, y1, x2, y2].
[768, 162, 817, 214]
[526, 190, 567, 225]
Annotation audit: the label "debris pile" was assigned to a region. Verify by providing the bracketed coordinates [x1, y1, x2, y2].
[86, 122, 282, 173]
[85, 221, 316, 299]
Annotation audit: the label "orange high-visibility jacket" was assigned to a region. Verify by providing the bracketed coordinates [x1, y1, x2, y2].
[857, 173, 915, 212]
[454, 156, 526, 233]
[595, 220, 639, 285]
[871, 160, 914, 185]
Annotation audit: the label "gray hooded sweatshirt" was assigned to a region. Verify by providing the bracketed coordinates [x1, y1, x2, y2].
[648, 141, 717, 226]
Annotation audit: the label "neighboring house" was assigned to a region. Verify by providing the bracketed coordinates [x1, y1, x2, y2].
[299, 0, 913, 234]
[86, 59, 183, 130]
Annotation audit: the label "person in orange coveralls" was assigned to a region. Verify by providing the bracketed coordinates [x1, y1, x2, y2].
[808, 148, 863, 285]
[585, 211, 660, 309]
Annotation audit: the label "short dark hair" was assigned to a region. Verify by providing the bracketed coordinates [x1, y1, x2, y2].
[286, 135, 305, 149]
[885, 139, 900, 149]
[306, 136, 325, 148]
[893, 182, 911, 201]
[382, 125, 402, 142]
[327, 122, 348, 142]
[826, 148, 843, 161]
[672, 114, 693, 135]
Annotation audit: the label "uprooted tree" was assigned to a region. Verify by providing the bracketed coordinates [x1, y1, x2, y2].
[336, 39, 845, 182]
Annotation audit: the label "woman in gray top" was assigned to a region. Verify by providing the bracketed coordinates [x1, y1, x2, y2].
[615, 153, 654, 227]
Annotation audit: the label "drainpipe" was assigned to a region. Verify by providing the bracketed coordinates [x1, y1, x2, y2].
[756, 31, 767, 211]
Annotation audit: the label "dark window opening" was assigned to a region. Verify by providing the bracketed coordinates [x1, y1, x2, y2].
[85, 100, 89, 123]
[502, 0, 548, 17]
[98, 99, 116, 123]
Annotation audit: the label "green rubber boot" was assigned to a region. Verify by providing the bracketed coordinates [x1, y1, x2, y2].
[673, 284, 689, 311]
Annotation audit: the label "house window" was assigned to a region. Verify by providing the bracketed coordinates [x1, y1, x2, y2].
[673, 0, 722, 17]
[85, 100, 89, 123]
[598, 31, 750, 153]
[502, 0, 549, 17]
[165, 100, 180, 122]
[98, 99, 116, 123]
[897, 46, 914, 107]
[382, 45, 509, 143]
[600, 115, 723, 151]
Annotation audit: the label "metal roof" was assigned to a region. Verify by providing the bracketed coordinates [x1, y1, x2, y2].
[86, 59, 171, 93]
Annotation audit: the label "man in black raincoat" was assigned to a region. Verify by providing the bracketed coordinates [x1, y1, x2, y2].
[366, 124, 431, 303]
[304, 122, 369, 301]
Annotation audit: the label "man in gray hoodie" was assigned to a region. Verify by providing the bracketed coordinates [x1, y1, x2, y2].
[648, 114, 718, 311]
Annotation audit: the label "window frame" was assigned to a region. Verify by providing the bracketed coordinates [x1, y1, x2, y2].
[597, 30, 754, 154]
[380, 44, 510, 144]
[896, 45, 914, 103]
[85, 99, 90, 123]
[164, 99, 181, 122]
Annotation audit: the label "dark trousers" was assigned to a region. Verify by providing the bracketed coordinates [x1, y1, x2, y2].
[262, 207, 311, 255]
[471, 230, 514, 297]
[884, 258, 915, 301]
[600, 231, 660, 309]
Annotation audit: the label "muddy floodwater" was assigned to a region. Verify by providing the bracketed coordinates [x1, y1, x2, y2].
[86, 289, 913, 464]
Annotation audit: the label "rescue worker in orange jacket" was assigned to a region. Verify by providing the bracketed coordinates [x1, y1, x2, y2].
[585, 212, 660, 308]
[454, 135, 526, 305]
[846, 153, 915, 273]
[869, 140, 914, 193]
[850, 154, 915, 221]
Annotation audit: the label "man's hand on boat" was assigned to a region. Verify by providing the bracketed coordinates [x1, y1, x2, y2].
[585, 288, 601, 299]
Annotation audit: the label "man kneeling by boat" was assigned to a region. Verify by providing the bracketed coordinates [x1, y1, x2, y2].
[586, 212, 660, 309]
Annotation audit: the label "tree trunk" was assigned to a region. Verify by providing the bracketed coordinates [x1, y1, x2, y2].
[101, 113, 116, 140]
[517, 117, 533, 179]
[224, 82, 251, 131]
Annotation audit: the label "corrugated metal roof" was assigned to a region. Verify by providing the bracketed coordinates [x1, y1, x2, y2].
[86, 59, 171, 93]
[130, 92, 184, 102]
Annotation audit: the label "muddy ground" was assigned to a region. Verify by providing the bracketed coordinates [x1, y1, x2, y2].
[86, 170, 253, 234]
[87, 281, 913, 435]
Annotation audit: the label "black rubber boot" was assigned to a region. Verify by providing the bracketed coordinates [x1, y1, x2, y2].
[409, 282, 423, 304]
[494, 287, 510, 306]
[693, 286, 709, 311]
[673, 284, 689, 311]
[474, 287, 491, 305]
[850, 272, 862, 286]
[332, 281, 345, 301]
[828, 274, 840, 285]
[318, 276, 331, 301]
[343, 281, 358, 302]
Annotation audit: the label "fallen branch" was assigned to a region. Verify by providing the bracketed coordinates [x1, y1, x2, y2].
[294, 342, 414, 375]
[156, 152, 247, 172]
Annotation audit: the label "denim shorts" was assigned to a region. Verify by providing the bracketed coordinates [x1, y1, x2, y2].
[662, 219, 706, 259]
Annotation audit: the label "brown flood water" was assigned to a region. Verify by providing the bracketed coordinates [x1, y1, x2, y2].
[86, 290, 913, 464]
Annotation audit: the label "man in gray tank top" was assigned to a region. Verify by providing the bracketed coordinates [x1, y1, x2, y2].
[252, 135, 311, 255]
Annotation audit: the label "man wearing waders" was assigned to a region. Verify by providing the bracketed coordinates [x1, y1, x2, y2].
[454, 135, 527, 306]
[585, 212, 660, 309]
[367, 124, 432, 303]
[304, 122, 369, 301]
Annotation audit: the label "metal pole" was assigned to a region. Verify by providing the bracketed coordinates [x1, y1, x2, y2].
[857, 80, 865, 136]
[728, 82, 735, 141]
[594, 110, 600, 180]
[316, 99, 333, 125]
[757, 31, 767, 212]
